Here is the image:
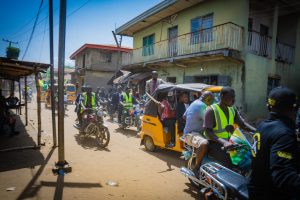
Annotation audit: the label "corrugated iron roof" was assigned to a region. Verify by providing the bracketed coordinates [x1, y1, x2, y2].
[0, 57, 50, 80]
[69, 44, 132, 60]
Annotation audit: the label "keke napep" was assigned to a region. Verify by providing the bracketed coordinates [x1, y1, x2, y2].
[140, 83, 222, 152]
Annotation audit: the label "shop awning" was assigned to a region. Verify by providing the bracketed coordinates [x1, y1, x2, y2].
[112, 71, 132, 84]
[127, 72, 151, 84]
[0, 57, 50, 81]
[107, 70, 131, 85]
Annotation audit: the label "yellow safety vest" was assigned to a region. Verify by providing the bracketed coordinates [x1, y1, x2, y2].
[122, 93, 133, 109]
[211, 104, 235, 139]
[82, 92, 96, 113]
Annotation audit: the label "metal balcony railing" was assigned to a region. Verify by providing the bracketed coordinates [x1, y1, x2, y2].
[121, 22, 243, 66]
[248, 30, 295, 63]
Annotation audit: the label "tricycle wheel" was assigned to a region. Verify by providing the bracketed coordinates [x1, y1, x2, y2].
[144, 136, 156, 152]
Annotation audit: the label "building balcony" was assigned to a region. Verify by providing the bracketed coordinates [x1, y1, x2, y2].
[121, 22, 244, 67]
[248, 30, 295, 64]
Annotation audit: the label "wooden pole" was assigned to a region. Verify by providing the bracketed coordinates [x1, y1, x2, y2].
[57, 0, 67, 164]
[35, 73, 42, 146]
[18, 79, 22, 115]
[49, 0, 57, 147]
[25, 76, 28, 126]
[10, 80, 15, 97]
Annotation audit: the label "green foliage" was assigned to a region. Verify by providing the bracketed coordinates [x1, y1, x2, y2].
[6, 46, 20, 59]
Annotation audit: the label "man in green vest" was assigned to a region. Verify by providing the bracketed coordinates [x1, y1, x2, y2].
[119, 86, 138, 124]
[204, 86, 256, 168]
[79, 85, 96, 130]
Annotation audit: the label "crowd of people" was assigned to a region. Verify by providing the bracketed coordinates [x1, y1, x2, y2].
[71, 70, 300, 200]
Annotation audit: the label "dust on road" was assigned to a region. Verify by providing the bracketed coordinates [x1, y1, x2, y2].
[0, 101, 199, 200]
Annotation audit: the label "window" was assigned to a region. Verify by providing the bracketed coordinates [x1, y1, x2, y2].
[183, 75, 230, 86]
[82, 54, 86, 68]
[106, 52, 112, 62]
[143, 34, 155, 56]
[191, 14, 213, 44]
[267, 76, 280, 95]
[166, 77, 176, 83]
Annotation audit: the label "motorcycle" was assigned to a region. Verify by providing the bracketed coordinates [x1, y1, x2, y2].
[74, 107, 110, 148]
[180, 127, 254, 200]
[119, 106, 133, 129]
[133, 103, 144, 131]
[119, 103, 144, 131]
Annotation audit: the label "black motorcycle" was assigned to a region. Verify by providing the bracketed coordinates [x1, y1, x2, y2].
[180, 127, 254, 200]
[74, 107, 110, 148]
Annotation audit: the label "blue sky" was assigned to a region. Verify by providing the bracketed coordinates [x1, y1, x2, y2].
[0, 0, 161, 66]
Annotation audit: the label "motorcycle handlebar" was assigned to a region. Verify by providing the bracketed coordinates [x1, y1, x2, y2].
[221, 144, 243, 151]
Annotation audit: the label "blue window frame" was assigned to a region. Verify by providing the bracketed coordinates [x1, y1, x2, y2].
[142, 34, 155, 56]
[191, 14, 213, 44]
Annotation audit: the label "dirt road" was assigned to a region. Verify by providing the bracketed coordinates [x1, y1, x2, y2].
[0, 100, 199, 200]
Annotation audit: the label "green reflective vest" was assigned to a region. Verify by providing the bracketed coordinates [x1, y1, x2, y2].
[81, 92, 96, 113]
[122, 92, 133, 109]
[211, 104, 235, 139]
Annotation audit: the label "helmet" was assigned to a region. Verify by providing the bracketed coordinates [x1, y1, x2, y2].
[85, 85, 92, 92]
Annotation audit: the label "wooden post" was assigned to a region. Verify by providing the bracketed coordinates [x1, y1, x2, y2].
[18, 79, 22, 115]
[25, 76, 28, 126]
[10, 80, 15, 97]
[35, 73, 42, 146]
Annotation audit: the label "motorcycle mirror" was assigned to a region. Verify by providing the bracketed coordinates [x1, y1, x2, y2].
[225, 125, 234, 134]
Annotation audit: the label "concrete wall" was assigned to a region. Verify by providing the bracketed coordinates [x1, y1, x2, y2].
[84, 71, 114, 92]
[133, 0, 249, 49]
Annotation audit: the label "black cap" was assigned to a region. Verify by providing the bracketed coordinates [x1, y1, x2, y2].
[268, 87, 298, 110]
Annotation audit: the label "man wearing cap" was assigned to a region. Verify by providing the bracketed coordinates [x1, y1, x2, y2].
[145, 71, 165, 95]
[248, 87, 300, 200]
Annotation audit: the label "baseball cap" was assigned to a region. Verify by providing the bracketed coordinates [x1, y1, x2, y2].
[268, 87, 298, 110]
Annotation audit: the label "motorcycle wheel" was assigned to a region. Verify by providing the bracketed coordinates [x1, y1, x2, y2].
[187, 155, 202, 189]
[96, 127, 110, 148]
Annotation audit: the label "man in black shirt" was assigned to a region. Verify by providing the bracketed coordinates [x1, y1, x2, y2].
[248, 87, 300, 200]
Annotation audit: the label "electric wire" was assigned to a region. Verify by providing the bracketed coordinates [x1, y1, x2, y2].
[22, 0, 44, 60]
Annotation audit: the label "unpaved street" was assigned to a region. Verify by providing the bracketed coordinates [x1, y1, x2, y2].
[0, 100, 199, 200]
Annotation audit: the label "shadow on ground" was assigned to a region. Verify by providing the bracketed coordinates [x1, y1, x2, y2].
[74, 133, 110, 152]
[114, 127, 139, 138]
[0, 114, 45, 172]
[141, 148, 185, 171]
[183, 183, 202, 200]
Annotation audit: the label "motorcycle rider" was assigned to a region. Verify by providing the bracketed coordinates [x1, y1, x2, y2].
[74, 86, 86, 128]
[183, 91, 214, 174]
[248, 87, 300, 200]
[119, 86, 138, 124]
[80, 85, 96, 131]
[204, 86, 256, 168]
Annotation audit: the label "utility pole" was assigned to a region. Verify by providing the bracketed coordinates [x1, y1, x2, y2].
[49, 0, 57, 147]
[2, 39, 18, 47]
[52, 0, 71, 175]
[112, 31, 122, 79]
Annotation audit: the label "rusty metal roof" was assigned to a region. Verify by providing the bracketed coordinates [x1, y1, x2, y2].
[0, 57, 50, 80]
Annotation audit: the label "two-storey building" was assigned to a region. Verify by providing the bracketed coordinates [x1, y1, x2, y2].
[70, 44, 132, 91]
[116, 0, 300, 120]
